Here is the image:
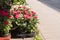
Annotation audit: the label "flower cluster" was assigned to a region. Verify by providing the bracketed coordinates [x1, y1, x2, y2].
[10, 5, 38, 32]
[10, 5, 37, 19]
[0, 5, 38, 34]
[0, 9, 12, 26]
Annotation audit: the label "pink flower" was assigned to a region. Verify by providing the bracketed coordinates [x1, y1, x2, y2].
[26, 16, 31, 19]
[18, 6, 22, 8]
[23, 6, 26, 9]
[28, 14, 32, 17]
[31, 11, 36, 15]
[4, 21, 9, 25]
[17, 11, 20, 14]
[15, 14, 20, 19]
[24, 10, 28, 14]
[24, 15, 27, 18]
[13, 11, 20, 15]
[8, 15, 13, 19]
[34, 16, 37, 19]
[24, 14, 31, 19]
[13, 11, 17, 14]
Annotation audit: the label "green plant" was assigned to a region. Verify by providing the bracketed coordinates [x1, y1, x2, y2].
[0, 0, 13, 36]
[0, 0, 13, 11]
[10, 5, 38, 33]
[10, 5, 42, 40]
[13, 0, 27, 5]
[0, 10, 13, 36]
[33, 27, 42, 40]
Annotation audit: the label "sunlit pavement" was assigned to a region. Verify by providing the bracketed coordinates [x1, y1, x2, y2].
[26, 0, 60, 40]
[11, 38, 32, 40]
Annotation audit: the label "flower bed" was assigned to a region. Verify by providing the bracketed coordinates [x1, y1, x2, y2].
[9, 5, 42, 40]
[10, 5, 38, 36]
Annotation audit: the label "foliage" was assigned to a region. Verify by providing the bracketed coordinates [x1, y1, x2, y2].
[33, 27, 42, 40]
[0, 9, 13, 36]
[10, 5, 39, 33]
[0, 0, 27, 36]
[0, 0, 13, 36]
[13, 0, 27, 5]
[0, 0, 13, 11]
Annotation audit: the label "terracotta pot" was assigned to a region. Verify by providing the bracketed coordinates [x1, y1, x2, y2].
[0, 34, 11, 40]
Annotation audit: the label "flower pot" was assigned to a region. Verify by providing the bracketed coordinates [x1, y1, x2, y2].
[10, 27, 36, 38]
[0, 34, 11, 40]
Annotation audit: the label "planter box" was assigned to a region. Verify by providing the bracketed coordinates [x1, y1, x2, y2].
[11, 27, 36, 38]
[11, 32, 36, 38]
[0, 35, 11, 40]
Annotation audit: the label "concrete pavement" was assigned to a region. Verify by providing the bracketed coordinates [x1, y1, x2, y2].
[26, 0, 60, 40]
[11, 38, 32, 40]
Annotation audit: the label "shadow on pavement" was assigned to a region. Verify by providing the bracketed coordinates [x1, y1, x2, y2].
[38, 0, 60, 12]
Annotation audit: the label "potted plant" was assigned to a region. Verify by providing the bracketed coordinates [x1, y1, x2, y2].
[0, 9, 13, 40]
[10, 5, 39, 38]
[0, 0, 13, 40]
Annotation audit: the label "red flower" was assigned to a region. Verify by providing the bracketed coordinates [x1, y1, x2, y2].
[8, 15, 13, 19]
[4, 21, 9, 25]
[1, 10, 9, 16]
[34, 16, 37, 19]
[0, 10, 2, 14]
[0, 10, 9, 16]
[15, 14, 20, 19]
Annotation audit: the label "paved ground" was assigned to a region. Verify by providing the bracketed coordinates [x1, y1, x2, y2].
[26, 0, 60, 40]
[11, 38, 32, 40]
